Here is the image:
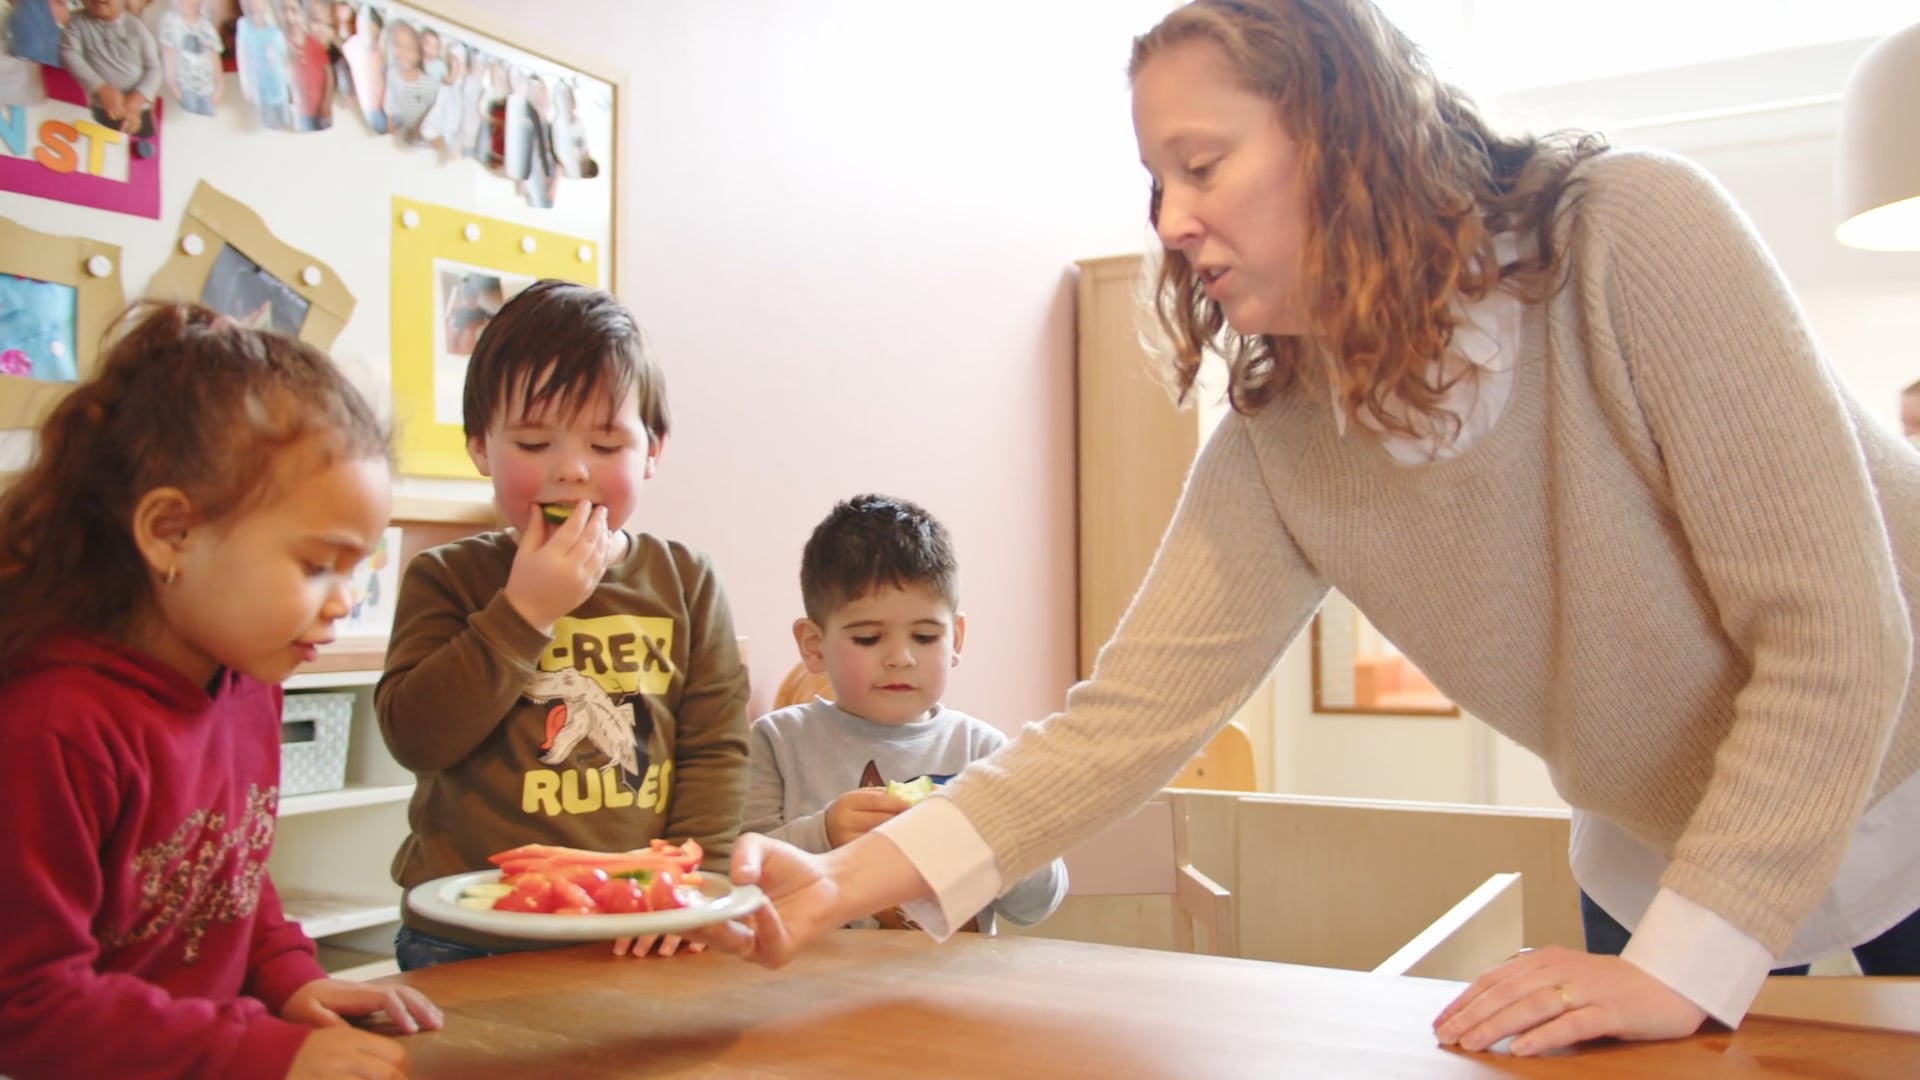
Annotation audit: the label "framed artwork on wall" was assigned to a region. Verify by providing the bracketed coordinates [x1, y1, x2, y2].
[388, 194, 596, 477]
[1311, 591, 1459, 717]
[0, 214, 126, 429]
[147, 180, 354, 349]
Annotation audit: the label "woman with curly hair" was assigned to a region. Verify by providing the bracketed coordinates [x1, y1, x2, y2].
[708, 0, 1920, 1057]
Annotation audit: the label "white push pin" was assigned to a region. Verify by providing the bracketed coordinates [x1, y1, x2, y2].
[577, 245, 593, 263]
[400, 209, 421, 229]
[180, 233, 205, 256]
[520, 236, 537, 254]
[301, 266, 322, 287]
[463, 223, 481, 242]
[85, 254, 113, 278]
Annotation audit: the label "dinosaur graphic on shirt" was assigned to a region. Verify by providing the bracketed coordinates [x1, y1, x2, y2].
[525, 666, 648, 780]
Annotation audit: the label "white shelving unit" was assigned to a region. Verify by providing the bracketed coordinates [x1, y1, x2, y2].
[272, 668, 416, 978]
[280, 783, 414, 817]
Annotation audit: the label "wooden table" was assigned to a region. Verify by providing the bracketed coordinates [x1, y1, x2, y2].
[375, 932, 1920, 1077]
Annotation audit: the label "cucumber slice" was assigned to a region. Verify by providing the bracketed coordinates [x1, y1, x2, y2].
[456, 896, 500, 910]
[461, 882, 515, 899]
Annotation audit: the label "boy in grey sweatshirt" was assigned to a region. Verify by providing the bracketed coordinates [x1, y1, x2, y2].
[743, 494, 1066, 933]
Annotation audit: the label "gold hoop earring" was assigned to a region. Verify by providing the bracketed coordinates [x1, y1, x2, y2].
[164, 565, 178, 587]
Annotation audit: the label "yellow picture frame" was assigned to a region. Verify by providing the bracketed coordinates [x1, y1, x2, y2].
[389, 196, 599, 478]
[0, 215, 126, 430]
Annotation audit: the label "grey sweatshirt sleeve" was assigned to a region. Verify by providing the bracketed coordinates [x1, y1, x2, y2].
[59, 22, 108, 94]
[991, 855, 1068, 928]
[743, 716, 833, 854]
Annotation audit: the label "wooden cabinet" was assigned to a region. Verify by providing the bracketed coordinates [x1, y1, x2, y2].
[1074, 254, 1272, 787]
[1074, 254, 1202, 679]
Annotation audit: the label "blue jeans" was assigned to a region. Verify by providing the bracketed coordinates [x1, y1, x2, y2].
[1580, 891, 1920, 975]
[393, 926, 538, 971]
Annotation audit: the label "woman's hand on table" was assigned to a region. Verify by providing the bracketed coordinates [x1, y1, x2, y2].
[1432, 946, 1708, 1055]
[689, 833, 846, 967]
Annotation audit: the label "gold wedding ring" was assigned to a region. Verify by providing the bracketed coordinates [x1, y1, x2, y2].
[1555, 985, 1575, 1011]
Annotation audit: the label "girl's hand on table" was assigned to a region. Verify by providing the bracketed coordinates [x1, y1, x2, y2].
[285, 1027, 409, 1080]
[1433, 946, 1708, 1055]
[283, 977, 444, 1035]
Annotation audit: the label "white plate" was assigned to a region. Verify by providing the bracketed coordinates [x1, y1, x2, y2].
[405, 870, 764, 941]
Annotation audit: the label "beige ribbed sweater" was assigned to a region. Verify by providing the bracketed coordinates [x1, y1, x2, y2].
[947, 149, 1920, 956]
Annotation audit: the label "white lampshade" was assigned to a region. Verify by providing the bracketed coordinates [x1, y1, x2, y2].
[1836, 21, 1920, 251]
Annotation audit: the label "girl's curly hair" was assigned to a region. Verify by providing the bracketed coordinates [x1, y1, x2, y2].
[0, 302, 390, 673]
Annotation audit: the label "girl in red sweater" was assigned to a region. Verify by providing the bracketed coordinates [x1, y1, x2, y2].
[0, 303, 442, 1079]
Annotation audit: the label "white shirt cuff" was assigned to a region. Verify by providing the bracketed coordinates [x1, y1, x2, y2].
[873, 796, 1004, 942]
[1620, 887, 1776, 1028]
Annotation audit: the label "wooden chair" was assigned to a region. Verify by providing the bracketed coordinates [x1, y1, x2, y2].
[772, 661, 833, 710]
[1169, 720, 1257, 792]
[1056, 792, 1235, 956]
[1372, 871, 1524, 981]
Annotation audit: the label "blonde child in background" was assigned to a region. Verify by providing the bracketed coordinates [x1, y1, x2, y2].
[742, 494, 1066, 934]
[377, 280, 750, 970]
[0, 303, 442, 1079]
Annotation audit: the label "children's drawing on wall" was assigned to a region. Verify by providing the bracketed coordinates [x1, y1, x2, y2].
[282, 0, 327, 130]
[325, 0, 349, 92]
[550, 78, 596, 179]
[0, 271, 78, 383]
[310, 2, 612, 207]
[379, 14, 429, 143]
[60, 0, 160, 148]
[338, 525, 401, 638]
[337, 0, 377, 128]
[433, 260, 527, 422]
[155, 0, 220, 115]
[5, 0, 68, 68]
[415, 33, 457, 155]
[233, 0, 288, 129]
[200, 242, 307, 333]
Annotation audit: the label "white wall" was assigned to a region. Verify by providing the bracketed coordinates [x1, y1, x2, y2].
[446, 0, 1180, 726]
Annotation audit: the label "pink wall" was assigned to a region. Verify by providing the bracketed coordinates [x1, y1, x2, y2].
[457, 0, 1178, 727]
